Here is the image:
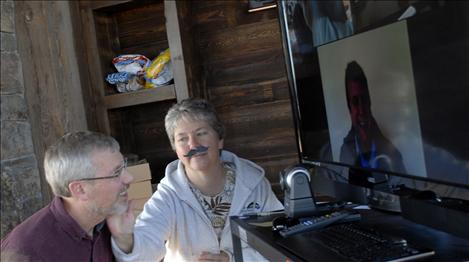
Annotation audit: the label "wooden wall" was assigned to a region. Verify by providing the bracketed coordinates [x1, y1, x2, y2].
[191, 1, 299, 191]
[14, 1, 90, 203]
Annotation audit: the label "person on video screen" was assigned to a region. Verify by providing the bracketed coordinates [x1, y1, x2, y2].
[340, 61, 407, 183]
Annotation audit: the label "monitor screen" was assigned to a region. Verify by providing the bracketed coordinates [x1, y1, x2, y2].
[279, 1, 469, 193]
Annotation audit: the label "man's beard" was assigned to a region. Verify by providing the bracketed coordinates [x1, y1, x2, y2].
[90, 198, 128, 217]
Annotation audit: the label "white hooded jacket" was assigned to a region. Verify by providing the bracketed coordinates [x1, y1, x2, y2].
[112, 150, 284, 261]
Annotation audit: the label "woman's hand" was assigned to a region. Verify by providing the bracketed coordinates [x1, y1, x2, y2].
[106, 200, 136, 253]
[197, 250, 229, 262]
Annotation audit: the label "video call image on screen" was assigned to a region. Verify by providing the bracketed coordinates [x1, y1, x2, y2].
[317, 20, 426, 180]
[281, 1, 469, 188]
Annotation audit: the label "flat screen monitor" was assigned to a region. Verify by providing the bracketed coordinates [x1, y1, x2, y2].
[278, 0, 469, 199]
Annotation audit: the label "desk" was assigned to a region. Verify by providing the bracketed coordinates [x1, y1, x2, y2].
[230, 209, 469, 261]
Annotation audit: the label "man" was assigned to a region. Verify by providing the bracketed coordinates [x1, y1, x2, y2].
[1, 131, 133, 261]
[340, 61, 406, 186]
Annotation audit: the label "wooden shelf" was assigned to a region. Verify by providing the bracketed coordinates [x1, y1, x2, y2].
[77, 0, 193, 184]
[104, 84, 176, 109]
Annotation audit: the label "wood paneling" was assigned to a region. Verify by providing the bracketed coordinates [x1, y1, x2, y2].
[221, 101, 297, 159]
[115, 3, 166, 51]
[192, 1, 299, 183]
[193, 0, 279, 34]
[209, 77, 290, 108]
[198, 20, 283, 65]
[108, 100, 177, 183]
[14, 1, 90, 203]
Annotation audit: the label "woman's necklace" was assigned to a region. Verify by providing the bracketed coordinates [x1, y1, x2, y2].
[190, 164, 236, 231]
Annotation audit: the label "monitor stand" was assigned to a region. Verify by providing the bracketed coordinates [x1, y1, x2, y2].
[347, 167, 402, 212]
[313, 166, 403, 212]
[367, 189, 401, 212]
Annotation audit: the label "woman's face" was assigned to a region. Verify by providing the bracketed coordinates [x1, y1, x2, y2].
[173, 118, 224, 173]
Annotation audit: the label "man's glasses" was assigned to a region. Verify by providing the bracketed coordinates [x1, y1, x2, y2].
[77, 158, 127, 181]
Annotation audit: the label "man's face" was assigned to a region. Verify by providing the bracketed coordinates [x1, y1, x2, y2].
[87, 150, 133, 217]
[173, 118, 224, 174]
[347, 80, 372, 142]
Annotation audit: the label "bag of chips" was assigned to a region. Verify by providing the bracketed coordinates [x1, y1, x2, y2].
[144, 49, 173, 88]
[106, 72, 144, 93]
[112, 54, 149, 75]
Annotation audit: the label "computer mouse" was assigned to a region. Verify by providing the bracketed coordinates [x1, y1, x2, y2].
[272, 216, 299, 233]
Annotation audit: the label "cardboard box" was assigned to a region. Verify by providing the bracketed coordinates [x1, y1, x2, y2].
[128, 180, 153, 200]
[132, 199, 147, 218]
[126, 163, 153, 204]
[127, 163, 151, 183]
[133, 209, 144, 217]
[132, 197, 149, 210]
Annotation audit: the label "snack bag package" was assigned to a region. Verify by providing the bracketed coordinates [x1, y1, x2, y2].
[106, 72, 144, 93]
[112, 54, 150, 75]
[145, 61, 173, 88]
[144, 48, 173, 88]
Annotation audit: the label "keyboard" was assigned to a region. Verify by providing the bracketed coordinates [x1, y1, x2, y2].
[277, 223, 435, 262]
[315, 223, 435, 261]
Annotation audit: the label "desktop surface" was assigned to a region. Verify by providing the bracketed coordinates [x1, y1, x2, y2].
[230, 208, 469, 262]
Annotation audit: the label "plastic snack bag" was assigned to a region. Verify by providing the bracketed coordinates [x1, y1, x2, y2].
[145, 61, 173, 88]
[144, 49, 173, 88]
[112, 54, 150, 75]
[106, 72, 144, 93]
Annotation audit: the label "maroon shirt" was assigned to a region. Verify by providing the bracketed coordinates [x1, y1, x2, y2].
[1, 197, 115, 262]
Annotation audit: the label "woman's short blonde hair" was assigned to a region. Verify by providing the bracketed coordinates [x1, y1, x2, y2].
[165, 98, 225, 149]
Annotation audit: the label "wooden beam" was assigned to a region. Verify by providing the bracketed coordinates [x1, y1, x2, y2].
[165, 0, 189, 101]
[14, 1, 90, 203]
[79, 0, 132, 11]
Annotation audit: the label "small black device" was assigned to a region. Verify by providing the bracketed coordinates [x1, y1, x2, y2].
[279, 165, 317, 218]
[274, 210, 360, 238]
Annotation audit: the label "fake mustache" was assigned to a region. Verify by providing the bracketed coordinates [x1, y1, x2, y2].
[184, 146, 209, 158]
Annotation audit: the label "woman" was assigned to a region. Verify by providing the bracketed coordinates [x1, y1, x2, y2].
[108, 98, 283, 261]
